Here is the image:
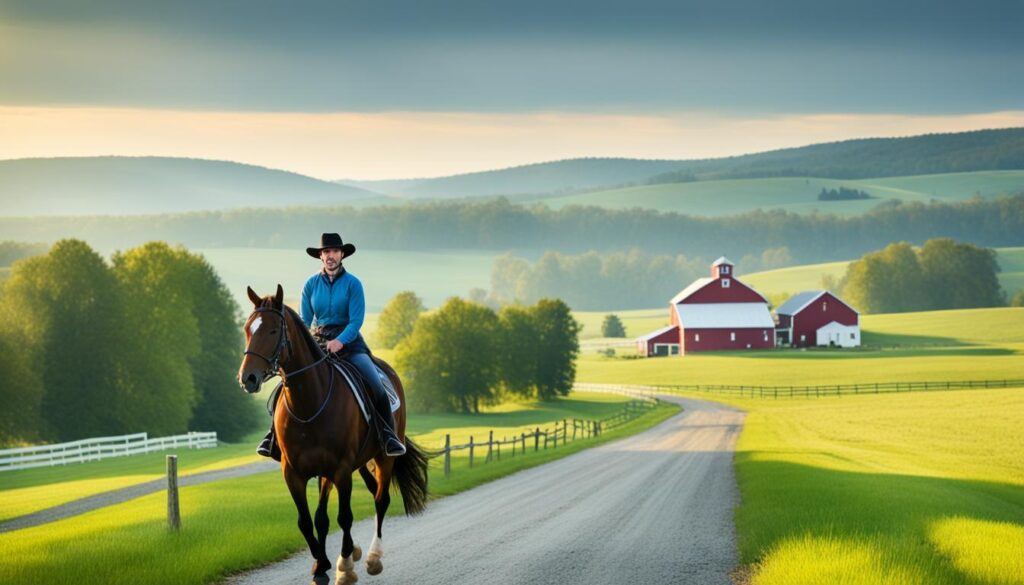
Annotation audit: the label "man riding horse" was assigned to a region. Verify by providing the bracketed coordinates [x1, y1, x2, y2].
[257, 232, 407, 459]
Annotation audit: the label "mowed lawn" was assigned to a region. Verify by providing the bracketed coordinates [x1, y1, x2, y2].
[578, 308, 1024, 387]
[693, 388, 1024, 585]
[0, 396, 678, 585]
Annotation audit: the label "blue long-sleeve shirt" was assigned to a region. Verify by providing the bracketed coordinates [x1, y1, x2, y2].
[300, 269, 365, 345]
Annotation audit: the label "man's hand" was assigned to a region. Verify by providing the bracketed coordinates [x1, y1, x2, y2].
[326, 339, 344, 353]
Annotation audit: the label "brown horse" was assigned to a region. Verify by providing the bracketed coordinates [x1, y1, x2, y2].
[237, 285, 429, 585]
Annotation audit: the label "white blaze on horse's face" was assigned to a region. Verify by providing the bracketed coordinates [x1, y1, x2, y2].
[249, 316, 263, 336]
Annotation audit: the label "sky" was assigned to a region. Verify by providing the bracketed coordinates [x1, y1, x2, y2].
[2, 0, 1022, 179]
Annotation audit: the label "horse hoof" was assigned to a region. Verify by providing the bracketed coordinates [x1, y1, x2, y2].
[352, 544, 362, 562]
[366, 557, 383, 576]
[311, 575, 330, 585]
[337, 571, 358, 585]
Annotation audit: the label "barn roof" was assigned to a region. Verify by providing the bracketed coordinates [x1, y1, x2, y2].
[636, 324, 678, 341]
[775, 290, 860, 316]
[670, 277, 714, 304]
[712, 256, 734, 267]
[674, 302, 774, 329]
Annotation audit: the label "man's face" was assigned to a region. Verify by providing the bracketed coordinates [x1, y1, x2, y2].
[320, 248, 344, 272]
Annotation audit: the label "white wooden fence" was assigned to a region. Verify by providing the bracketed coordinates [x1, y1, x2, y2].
[0, 431, 218, 472]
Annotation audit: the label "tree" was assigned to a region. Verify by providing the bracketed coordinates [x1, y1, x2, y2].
[1011, 289, 1024, 307]
[2, 240, 128, 440]
[918, 238, 1004, 310]
[395, 298, 500, 413]
[497, 305, 539, 397]
[842, 242, 926, 313]
[375, 291, 425, 349]
[601, 314, 626, 338]
[0, 296, 44, 445]
[532, 299, 581, 399]
[112, 242, 201, 436]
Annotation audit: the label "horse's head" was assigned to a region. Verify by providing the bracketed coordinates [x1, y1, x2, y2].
[238, 284, 290, 393]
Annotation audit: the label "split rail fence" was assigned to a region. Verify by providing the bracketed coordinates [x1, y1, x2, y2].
[0, 431, 218, 472]
[577, 378, 1024, 400]
[438, 397, 659, 477]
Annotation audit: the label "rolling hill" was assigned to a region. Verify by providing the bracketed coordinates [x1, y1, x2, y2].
[0, 157, 386, 217]
[341, 127, 1024, 200]
[526, 171, 1024, 216]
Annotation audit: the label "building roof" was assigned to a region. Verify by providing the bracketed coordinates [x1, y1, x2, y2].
[711, 256, 734, 267]
[674, 302, 775, 329]
[636, 324, 678, 342]
[670, 277, 714, 304]
[775, 290, 860, 316]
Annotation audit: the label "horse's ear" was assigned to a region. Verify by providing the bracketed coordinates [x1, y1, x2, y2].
[246, 286, 262, 307]
[274, 284, 284, 308]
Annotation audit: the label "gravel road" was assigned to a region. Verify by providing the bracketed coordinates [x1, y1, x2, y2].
[224, 395, 744, 585]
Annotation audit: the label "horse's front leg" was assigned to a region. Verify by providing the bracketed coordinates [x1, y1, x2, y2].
[334, 469, 360, 585]
[312, 477, 334, 576]
[283, 467, 331, 579]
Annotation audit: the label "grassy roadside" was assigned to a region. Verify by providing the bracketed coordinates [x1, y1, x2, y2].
[0, 400, 678, 585]
[0, 392, 633, 522]
[665, 388, 1024, 585]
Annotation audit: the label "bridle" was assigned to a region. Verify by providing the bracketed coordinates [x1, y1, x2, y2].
[243, 304, 334, 423]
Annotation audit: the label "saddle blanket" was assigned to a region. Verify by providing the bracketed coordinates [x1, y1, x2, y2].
[331, 361, 400, 422]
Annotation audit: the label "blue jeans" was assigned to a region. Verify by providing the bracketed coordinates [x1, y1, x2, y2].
[346, 351, 389, 406]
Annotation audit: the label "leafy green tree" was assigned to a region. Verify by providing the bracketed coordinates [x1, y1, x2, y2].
[3, 240, 128, 440]
[601, 314, 626, 337]
[497, 305, 539, 397]
[395, 298, 500, 413]
[0, 296, 44, 445]
[842, 242, 926, 313]
[532, 299, 581, 399]
[178, 249, 260, 441]
[918, 238, 1004, 310]
[112, 243, 201, 436]
[376, 291, 425, 349]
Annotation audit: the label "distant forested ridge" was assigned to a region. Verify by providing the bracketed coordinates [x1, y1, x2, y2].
[3, 195, 1022, 266]
[0, 241, 48, 266]
[343, 128, 1024, 197]
[647, 128, 1024, 184]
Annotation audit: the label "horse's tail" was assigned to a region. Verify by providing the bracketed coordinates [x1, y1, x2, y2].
[393, 437, 431, 516]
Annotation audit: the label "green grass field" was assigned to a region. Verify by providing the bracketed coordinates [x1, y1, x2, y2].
[742, 247, 1024, 300]
[689, 388, 1024, 585]
[0, 397, 678, 585]
[529, 171, 1024, 217]
[572, 308, 669, 340]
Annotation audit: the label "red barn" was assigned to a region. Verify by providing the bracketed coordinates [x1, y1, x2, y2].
[637, 257, 775, 355]
[774, 290, 860, 348]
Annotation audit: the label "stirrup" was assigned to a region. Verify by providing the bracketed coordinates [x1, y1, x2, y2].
[384, 437, 406, 457]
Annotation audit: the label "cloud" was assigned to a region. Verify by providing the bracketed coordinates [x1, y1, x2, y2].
[2, 106, 1022, 179]
[0, 1, 1021, 113]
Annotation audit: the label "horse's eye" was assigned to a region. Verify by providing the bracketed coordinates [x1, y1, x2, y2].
[269, 330, 278, 334]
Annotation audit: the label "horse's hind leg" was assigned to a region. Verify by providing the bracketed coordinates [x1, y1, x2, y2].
[283, 468, 331, 579]
[312, 477, 333, 576]
[366, 457, 394, 576]
[333, 470, 359, 585]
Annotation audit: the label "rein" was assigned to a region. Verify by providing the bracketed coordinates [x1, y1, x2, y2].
[244, 305, 335, 424]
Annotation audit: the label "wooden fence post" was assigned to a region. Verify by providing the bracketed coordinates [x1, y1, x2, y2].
[534, 428, 540, 451]
[487, 430, 493, 463]
[521, 433, 526, 455]
[166, 455, 180, 531]
[444, 434, 451, 477]
[469, 435, 475, 468]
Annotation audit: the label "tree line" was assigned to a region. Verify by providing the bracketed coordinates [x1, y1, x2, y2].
[0, 240, 259, 446]
[2, 194, 1022, 266]
[376, 292, 580, 413]
[837, 238, 1006, 314]
[483, 247, 792, 310]
[818, 187, 871, 201]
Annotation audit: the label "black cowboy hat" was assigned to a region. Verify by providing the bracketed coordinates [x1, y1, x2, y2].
[306, 233, 356, 259]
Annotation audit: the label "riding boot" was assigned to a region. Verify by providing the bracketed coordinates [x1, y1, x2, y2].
[373, 389, 406, 457]
[256, 384, 283, 462]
